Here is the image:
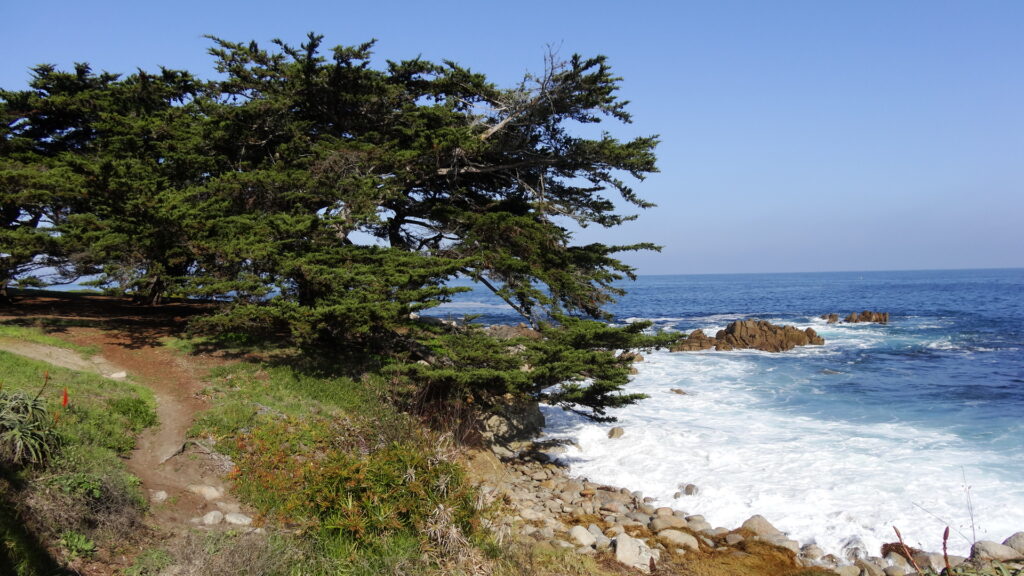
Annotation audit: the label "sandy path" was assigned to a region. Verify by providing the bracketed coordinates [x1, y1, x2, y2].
[0, 327, 248, 531]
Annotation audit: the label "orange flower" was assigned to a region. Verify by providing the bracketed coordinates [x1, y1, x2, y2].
[62, 387, 69, 407]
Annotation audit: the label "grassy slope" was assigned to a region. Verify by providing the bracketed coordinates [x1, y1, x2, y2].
[0, 348, 156, 575]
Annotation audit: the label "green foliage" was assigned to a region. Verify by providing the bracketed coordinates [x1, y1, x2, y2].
[399, 317, 676, 421]
[106, 397, 158, 430]
[0, 351, 153, 568]
[2, 33, 663, 417]
[0, 325, 98, 356]
[0, 388, 59, 467]
[59, 530, 95, 560]
[47, 472, 104, 500]
[191, 361, 480, 571]
[122, 548, 173, 576]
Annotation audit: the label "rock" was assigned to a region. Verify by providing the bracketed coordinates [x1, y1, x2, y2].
[149, 490, 168, 504]
[972, 540, 1022, 561]
[519, 508, 545, 522]
[855, 558, 886, 576]
[741, 514, 783, 538]
[669, 388, 687, 395]
[819, 554, 841, 567]
[570, 525, 597, 547]
[883, 567, 909, 576]
[215, 501, 241, 513]
[108, 371, 128, 379]
[725, 533, 745, 546]
[821, 313, 840, 324]
[614, 533, 660, 574]
[680, 483, 699, 495]
[654, 507, 674, 517]
[484, 324, 542, 340]
[658, 529, 699, 551]
[770, 537, 801, 554]
[687, 519, 712, 533]
[800, 544, 824, 559]
[619, 351, 645, 363]
[842, 310, 889, 324]
[669, 329, 716, 352]
[201, 510, 224, 525]
[480, 396, 545, 446]
[186, 484, 224, 500]
[1004, 532, 1024, 554]
[649, 516, 688, 532]
[595, 535, 612, 550]
[912, 552, 945, 573]
[883, 551, 909, 570]
[224, 512, 252, 526]
[833, 566, 861, 576]
[608, 427, 625, 439]
[671, 320, 825, 353]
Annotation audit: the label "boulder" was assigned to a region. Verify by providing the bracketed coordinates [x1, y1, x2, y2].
[658, 529, 699, 551]
[570, 525, 597, 548]
[649, 516, 688, 532]
[821, 313, 840, 324]
[716, 319, 825, 352]
[843, 310, 889, 324]
[614, 533, 660, 574]
[608, 427, 625, 439]
[855, 558, 886, 576]
[800, 544, 825, 561]
[484, 324, 543, 339]
[671, 320, 825, 353]
[186, 484, 224, 500]
[201, 510, 224, 525]
[972, 540, 1022, 562]
[224, 512, 252, 526]
[1004, 531, 1024, 554]
[480, 395, 545, 446]
[669, 329, 716, 352]
[741, 514, 783, 538]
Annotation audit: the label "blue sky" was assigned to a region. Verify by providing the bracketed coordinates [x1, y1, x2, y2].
[3, 1, 1021, 275]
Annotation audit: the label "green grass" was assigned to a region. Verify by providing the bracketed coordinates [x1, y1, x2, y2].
[0, 351, 157, 575]
[0, 325, 99, 357]
[190, 362, 482, 574]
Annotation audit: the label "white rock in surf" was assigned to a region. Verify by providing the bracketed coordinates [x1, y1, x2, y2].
[1004, 531, 1024, 554]
[971, 540, 1022, 562]
[741, 514, 783, 538]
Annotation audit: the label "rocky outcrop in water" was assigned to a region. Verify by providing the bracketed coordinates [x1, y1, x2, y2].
[844, 310, 889, 324]
[670, 320, 824, 353]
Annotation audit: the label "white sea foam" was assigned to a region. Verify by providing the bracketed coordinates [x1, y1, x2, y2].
[542, 349, 1024, 558]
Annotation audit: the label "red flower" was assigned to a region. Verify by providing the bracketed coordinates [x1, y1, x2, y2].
[62, 387, 69, 407]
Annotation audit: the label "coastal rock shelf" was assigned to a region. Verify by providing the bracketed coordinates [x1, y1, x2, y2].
[670, 319, 825, 353]
[471, 443, 1024, 575]
[822, 310, 890, 324]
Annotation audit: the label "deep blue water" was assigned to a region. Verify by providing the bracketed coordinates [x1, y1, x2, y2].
[434, 269, 1024, 553]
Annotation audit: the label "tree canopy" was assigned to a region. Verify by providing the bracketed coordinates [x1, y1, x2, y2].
[0, 34, 667, 420]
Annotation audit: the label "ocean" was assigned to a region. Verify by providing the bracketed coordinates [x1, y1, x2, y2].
[431, 268, 1024, 558]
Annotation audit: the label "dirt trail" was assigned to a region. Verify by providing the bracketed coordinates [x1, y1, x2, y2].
[0, 310, 252, 533]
